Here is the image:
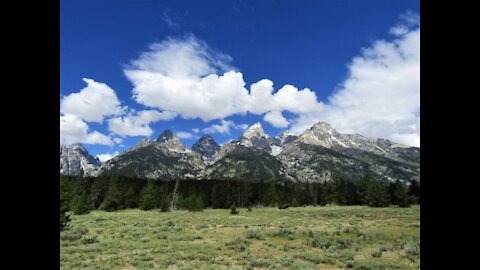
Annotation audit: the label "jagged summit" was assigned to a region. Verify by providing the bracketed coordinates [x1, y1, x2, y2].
[242, 122, 268, 139]
[60, 143, 101, 176]
[237, 122, 271, 152]
[273, 131, 298, 146]
[192, 135, 220, 160]
[62, 121, 419, 183]
[312, 121, 334, 130]
[156, 129, 177, 143]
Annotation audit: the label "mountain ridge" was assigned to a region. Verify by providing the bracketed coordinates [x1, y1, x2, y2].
[61, 121, 419, 183]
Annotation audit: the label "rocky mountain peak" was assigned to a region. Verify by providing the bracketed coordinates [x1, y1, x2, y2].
[156, 129, 177, 143]
[274, 131, 298, 146]
[154, 130, 192, 155]
[242, 122, 268, 139]
[311, 121, 336, 133]
[69, 143, 89, 154]
[236, 122, 271, 152]
[60, 143, 101, 176]
[192, 135, 220, 160]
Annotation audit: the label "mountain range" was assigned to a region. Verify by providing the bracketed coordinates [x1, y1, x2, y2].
[60, 121, 420, 183]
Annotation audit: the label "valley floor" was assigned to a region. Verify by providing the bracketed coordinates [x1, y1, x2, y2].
[60, 206, 420, 270]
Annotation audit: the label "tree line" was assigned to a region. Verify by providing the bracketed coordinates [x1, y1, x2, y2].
[60, 174, 420, 229]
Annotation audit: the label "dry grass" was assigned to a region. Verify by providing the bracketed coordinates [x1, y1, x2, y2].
[60, 205, 420, 269]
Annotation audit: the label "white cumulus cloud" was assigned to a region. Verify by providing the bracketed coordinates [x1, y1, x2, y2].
[124, 36, 323, 125]
[60, 114, 113, 146]
[290, 12, 420, 146]
[202, 120, 249, 135]
[263, 111, 289, 128]
[96, 151, 119, 162]
[108, 110, 177, 137]
[60, 78, 123, 123]
[202, 120, 235, 135]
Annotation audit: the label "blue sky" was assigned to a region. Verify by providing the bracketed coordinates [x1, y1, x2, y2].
[60, 0, 420, 161]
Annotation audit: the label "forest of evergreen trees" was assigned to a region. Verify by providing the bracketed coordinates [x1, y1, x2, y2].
[60, 175, 420, 229]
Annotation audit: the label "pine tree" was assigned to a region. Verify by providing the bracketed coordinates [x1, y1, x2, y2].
[139, 180, 159, 210]
[230, 202, 239, 215]
[102, 177, 123, 211]
[195, 195, 205, 211]
[60, 176, 71, 231]
[389, 180, 410, 207]
[408, 180, 420, 204]
[357, 175, 374, 205]
[160, 196, 170, 212]
[90, 176, 108, 209]
[323, 180, 338, 205]
[73, 191, 91, 215]
[124, 186, 137, 209]
[365, 180, 390, 207]
[265, 183, 279, 206]
[291, 198, 299, 207]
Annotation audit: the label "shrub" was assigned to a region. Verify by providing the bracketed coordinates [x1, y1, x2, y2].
[371, 251, 382, 258]
[271, 228, 294, 238]
[405, 241, 420, 262]
[60, 231, 82, 242]
[248, 258, 272, 268]
[327, 245, 337, 253]
[160, 198, 170, 212]
[293, 253, 323, 264]
[246, 230, 264, 240]
[225, 238, 249, 252]
[60, 227, 88, 242]
[157, 234, 168, 240]
[230, 203, 239, 215]
[352, 259, 404, 270]
[310, 232, 352, 250]
[342, 226, 361, 234]
[81, 235, 98, 244]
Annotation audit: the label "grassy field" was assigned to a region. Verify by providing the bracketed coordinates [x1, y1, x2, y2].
[60, 206, 420, 270]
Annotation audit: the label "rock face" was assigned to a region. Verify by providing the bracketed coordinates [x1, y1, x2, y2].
[96, 130, 205, 180]
[272, 131, 298, 147]
[235, 122, 272, 152]
[279, 122, 420, 183]
[60, 144, 101, 176]
[270, 131, 298, 156]
[297, 122, 420, 164]
[192, 135, 220, 160]
[65, 121, 420, 184]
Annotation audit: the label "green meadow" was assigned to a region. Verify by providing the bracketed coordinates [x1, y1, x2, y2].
[60, 206, 420, 270]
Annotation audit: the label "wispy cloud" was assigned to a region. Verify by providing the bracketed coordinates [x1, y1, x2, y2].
[202, 120, 248, 135]
[176, 131, 193, 139]
[108, 110, 177, 137]
[161, 10, 180, 30]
